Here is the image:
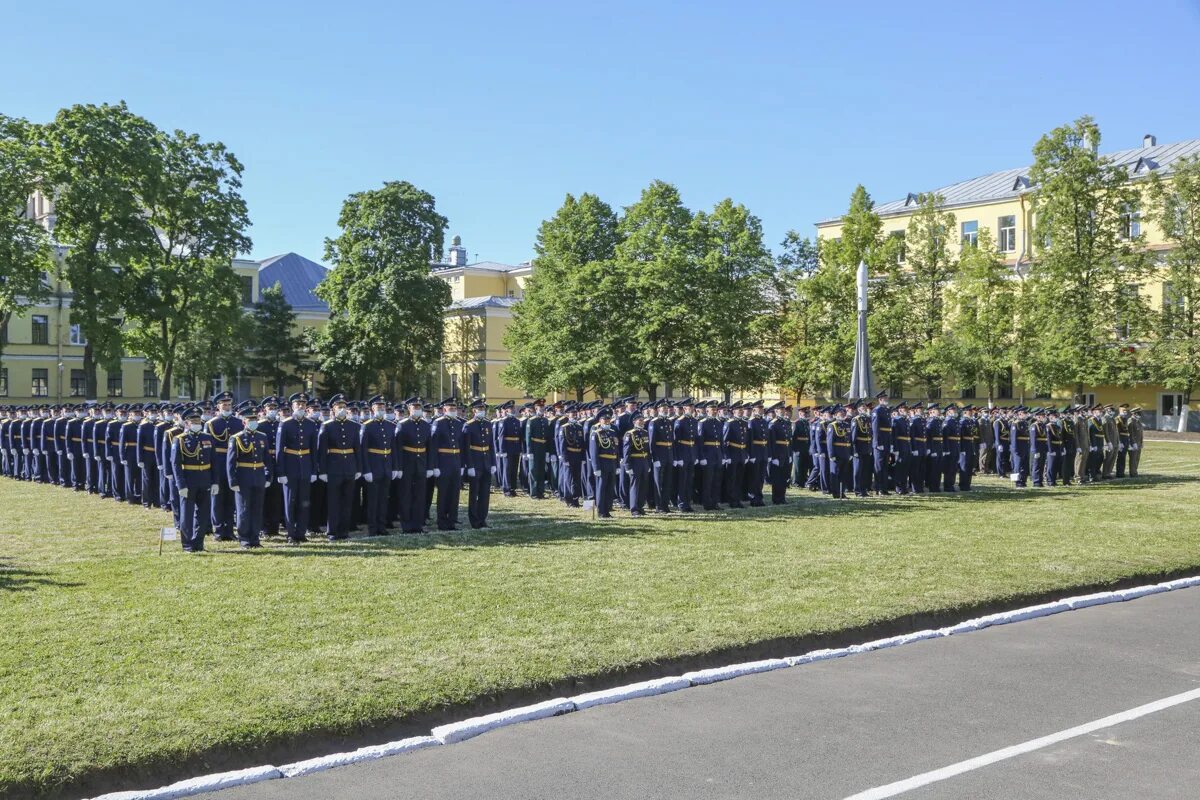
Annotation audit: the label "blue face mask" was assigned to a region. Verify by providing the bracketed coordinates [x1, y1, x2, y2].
[247, 420, 259, 431]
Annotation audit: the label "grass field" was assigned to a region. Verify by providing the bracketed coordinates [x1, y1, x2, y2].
[2, 443, 1198, 797]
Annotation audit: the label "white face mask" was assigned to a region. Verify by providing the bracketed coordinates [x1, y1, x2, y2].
[220, 409, 232, 418]
[374, 409, 385, 419]
[336, 409, 348, 420]
[190, 423, 202, 433]
[411, 408, 424, 419]
[385, 412, 396, 421]
[131, 415, 142, 422]
[246, 420, 259, 431]
[200, 413, 212, 423]
[445, 409, 457, 418]
[474, 409, 486, 419]
[76, 410, 85, 418]
[266, 409, 278, 420]
[293, 408, 306, 419]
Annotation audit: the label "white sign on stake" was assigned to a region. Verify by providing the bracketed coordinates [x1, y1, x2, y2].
[582, 499, 594, 510]
[159, 527, 178, 555]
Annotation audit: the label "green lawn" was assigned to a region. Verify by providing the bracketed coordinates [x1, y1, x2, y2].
[2, 444, 1198, 797]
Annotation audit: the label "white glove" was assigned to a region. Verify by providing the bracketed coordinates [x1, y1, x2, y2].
[625, 468, 633, 476]
[771, 458, 779, 465]
[830, 457, 838, 466]
[654, 460, 662, 467]
[550, 455, 558, 463]
[896, 457, 903, 463]
[674, 460, 682, 467]
[310, 474, 318, 483]
[354, 472, 362, 480]
[391, 470, 400, 479]
[277, 476, 288, 485]
[363, 472, 373, 482]
[748, 457, 756, 463]
[998, 446, 1005, 453]
[319, 473, 328, 482]
[56, 449, 62, 455]
[1131, 444, 1139, 451]
[180, 487, 189, 499]
[876, 445, 884, 451]
[723, 458, 731, 465]
[1089, 446, 1097, 453]
[210, 484, 220, 497]
[231, 484, 240, 493]
[1118, 444, 1125, 452]
[433, 468, 441, 477]
[489, 466, 496, 474]
[67, 453, 74, 460]
[265, 481, 271, 488]
[108, 456, 115, 461]
[699, 459, 707, 466]
[33, 449, 40, 456]
[425, 469, 434, 478]
[1104, 444, 1112, 452]
[467, 467, 476, 477]
[23, 448, 30, 454]
[121, 460, 127, 465]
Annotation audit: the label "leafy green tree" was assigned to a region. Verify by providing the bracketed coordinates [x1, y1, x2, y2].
[0, 115, 52, 370]
[174, 303, 251, 401]
[316, 180, 451, 397]
[940, 229, 1017, 402]
[43, 102, 162, 399]
[247, 282, 305, 396]
[124, 128, 252, 398]
[503, 192, 622, 399]
[771, 232, 820, 398]
[1020, 116, 1151, 400]
[1146, 155, 1200, 414]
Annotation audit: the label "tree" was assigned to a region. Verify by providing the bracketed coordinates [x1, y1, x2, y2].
[123, 128, 252, 398]
[941, 229, 1017, 402]
[247, 282, 305, 396]
[503, 192, 622, 399]
[316, 181, 451, 397]
[1020, 116, 1151, 399]
[43, 102, 162, 399]
[893, 193, 958, 397]
[174, 303, 251, 401]
[770, 232, 820, 398]
[0, 115, 52, 370]
[1146, 154, 1200, 418]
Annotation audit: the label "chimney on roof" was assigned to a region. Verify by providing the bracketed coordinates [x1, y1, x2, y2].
[1143, 134, 1157, 148]
[447, 235, 468, 266]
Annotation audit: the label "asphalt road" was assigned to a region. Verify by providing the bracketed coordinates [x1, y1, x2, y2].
[199, 586, 1200, 800]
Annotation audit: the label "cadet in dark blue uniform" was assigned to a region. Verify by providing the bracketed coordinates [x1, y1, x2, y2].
[461, 398, 494, 529]
[721, 404, 748, 508]
[891, 402, 911, 494]
[672, 399, 697, 512]
[171, 407, 220, 553]
[358, 395, 397, 536]
[135, 404, 160, 507]
[941, 404, 961, 492]
[556, 406, 585, 507]
[621, 411, 650, 516]
[1010, 407, 1031, 487]
[65, 406, 85, 490]
[647, 401, 675, 513]
[106, 405, 127, 501]
[767, 401, 791, 504]
[496, 402, 521, 497]
[228, 406, 273, 548]
[924, 404, 943, 492]
[429, 396, 464, 531]
[871, 391, 892, 494]
[958, 407, 978, 490]
[118, 405, 142, 504]
[256, 397, 283, 536]
[393, 397, 430, 533]
[745, 401, 768, 507]
[317, 394, 362, 540]
[827, 405, 853, 499]
[697, 403, 722, 510]
[276, 392, 319, 544]
[204, 392, 243, 540]
[852, 400, 873, 497]
[589, 407, 618, 517]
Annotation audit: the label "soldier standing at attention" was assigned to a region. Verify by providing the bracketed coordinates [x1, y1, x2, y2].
[394, 397, 430, 533]
[1101, 405, 1119, 479]
[360, 395, 397, 536]
[957, 406, 978, 491]
[891, 402, 911, 494]
[871, 391, 892, 494]
[851, 400, 873, 498]
[648, 400, 676, 513]
[525, 400, 549, 499]
[1029, 408, 1049, 487]
[171, 407, 219, 553]
[557, 405, 585, 507]
[589, 407, 618, 518]
[941, 404, 961, 492]
[429, 396, 464, 531]
[1127, 407, 1144, 476]
[924, 404, 943, 492]
[317, 394, 362, 541]
[622, 410, 651, 516]
[672, 399, 697, 512]
[135, 403, 160, 507]
[462, 398, 494, 529]
[276, 392, 319, 545]
[766, 401, 791, 505]
[257, 397, 283, 537]
[721, 401, 748, 508]
[1010, 407, 1031, 487]
[1115, 404, 1131, 477]
[1045, 408, 1064, 487]
[205, 392, 243, 541]
[1059, 406, 1076, 485]
[1086, 406, 1106, 482]
[744, 400, 768, 507]
[826, 405, 852, 499]
[994, 407, 1012, 477]
[497, 401, 520, 497]
[118, 404, 142, 505]
[227, 406, 272, 549]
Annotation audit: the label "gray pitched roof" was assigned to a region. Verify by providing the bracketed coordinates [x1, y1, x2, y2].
[820, 137, 1200, 225]
[257, 252, 330, 313]
[432, 260, 528, 273]
[449, 295, 518, 311]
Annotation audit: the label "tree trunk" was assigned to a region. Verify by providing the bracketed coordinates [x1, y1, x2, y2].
[644, 384, 658, 401]
[83, 341, 98, 401]
[1074, 382, 1085, 405]
[160, 362, 173, 400]
[0, 310, 9, 374]
[575, 385, 584, 403]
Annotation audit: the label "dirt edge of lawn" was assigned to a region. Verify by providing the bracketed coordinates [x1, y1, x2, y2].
[36, 564, 1199, 800]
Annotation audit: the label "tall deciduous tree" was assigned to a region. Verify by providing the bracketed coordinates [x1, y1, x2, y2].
[43, 102, 162, 399]
[0, 114, 52, 370]
[941, 229, 1017, 402]
[503, 192, 622, 399]
[893, 193, 958, 397]
[1020, 116, 1151, 399]
[315, 181, 451, 397]
[1146, 155, 1200, 416]
[247, 282, 305, 397]
[175, 303, 252, 401]
[124, 129, 252, 398]
[772, 233, 821, 399]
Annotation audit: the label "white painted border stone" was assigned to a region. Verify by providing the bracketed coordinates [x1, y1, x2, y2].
[571, 677, 692, 709]
[683, 658, 790, 685]
[431, 697, 575, 745]
[89, 765, 282, 800]
[278, 735, 439, 778]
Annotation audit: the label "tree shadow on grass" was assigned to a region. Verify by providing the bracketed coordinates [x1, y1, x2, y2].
[0, 557, 82, 593]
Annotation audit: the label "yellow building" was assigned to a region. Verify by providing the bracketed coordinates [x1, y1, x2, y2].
[815, 134, 1200, 431]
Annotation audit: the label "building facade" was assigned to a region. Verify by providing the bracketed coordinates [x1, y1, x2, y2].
[815, 134, 1200, 431]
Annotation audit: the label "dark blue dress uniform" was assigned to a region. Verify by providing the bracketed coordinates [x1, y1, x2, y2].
[745, 410, 768, 507]
[648, 409, 675, 513]
[395, 409, 431, 533]
[360, 412, 397, 537]
[589, 416, 619, 517]
[924, 412, 943, 492]
[153, 415, 174, 510]
[276, 403, 319, 543]
[206, 402, 244, 541]
[556, 418, 585, 506]
[497, 409, 521, 497]
[317, 408, 362, 540]
[622, 421, 650, 516]
[672, 409, 697, 512]
[525, 412, 549, 499]
[429, 409, 465, 530]
[812, 415, 829, 493]
[52, 411, 69, 486]
[462, 407, 494, 529]
[118, 414, 141, 505]
[1029, 416, 1049, 488]
[958, 414, 978, 490]
[106, 411, 126, 500]
[910, 412, 928, 493]
[852, 412, 873, 497]
[92, 414, 110, 496]
[66, 411, 85, 490]
[227, 426, 273, 547]
[826, 415, 853, 499]
[941, 412, 961, 492]
[256, 405, 283, 535]
[994, 415, 1012, 476]
[871, 398, 892, 493]
[162, 420, 187, 526]
[698, 413, 723, 510]
[767, 410, 791, 504]
[171, 422, 219, 552]
[1010, 414, 1031, 487]
[136, 415, 160, 507]
[1044, 416, 1063, 487]
[721, 414, 748, 508]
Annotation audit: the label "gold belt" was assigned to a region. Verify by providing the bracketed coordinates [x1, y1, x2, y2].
[143, 446, 156, 452]
[728, 442, 746, 449]
[236, 462, 265, 468]
[367, 448, 392, 455]
[895, 436, 911, 441]
[437, 448, 459, 454]
[469, 445, 491, 452]
[703, 440, 719, 446]
[504, 436, 520, 441]
[599, 453, 616, 459]
[530, 437, 546, 443]
[284, 448, 310, 455]
[402, 445, 424, 453]
[566, 446, 582, 453]
[182, 464, 209, 471]
[328, 448, 355, 454]
[676, 439, 694, 445]
[654, 441, 673, 447]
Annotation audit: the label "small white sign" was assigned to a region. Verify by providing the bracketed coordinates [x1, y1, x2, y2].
[582, 499, 594, 510]
[160, 527, 178, 541]
[1010, 472, 1020, 482]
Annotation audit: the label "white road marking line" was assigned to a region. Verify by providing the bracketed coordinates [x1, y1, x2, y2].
[843, 687, 1200, 800]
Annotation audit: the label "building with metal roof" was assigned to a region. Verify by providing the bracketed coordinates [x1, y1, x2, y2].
[256, 252, 331, 316]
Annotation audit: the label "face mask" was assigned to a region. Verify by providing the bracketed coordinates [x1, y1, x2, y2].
[411, 408, 424, 419]
[266, 409, 278, 420]
[474, 410, 486, 419]
[131, 415, 142, 422]
[247, 420, 259, 431]
[201, 413, 212, 423]
[293, 409, 307, 419]
[446, 409, 458, 418]
[220, 409, 232, 418]
[374, 409, 386, 419]
[336, 409, 348, 420]
[385, 412, 396, 421]
[76, 411, 84, 418]
[190, 423, 202, 433]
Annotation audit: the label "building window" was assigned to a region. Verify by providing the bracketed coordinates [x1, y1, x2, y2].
[1162, 281, 1185, 314]
[31, 314, 49, 345]
[997, 367, 1013, 400]
[69, 324, 86, 345]
[240, 275, 254, 306]
[960, 386, 977, 399]
[961, 220, 978, 248]
[889, 381, 904, 399]
[890, 231, 906, 264]
[0, 368, 7, 397]
[32, 368, 49, 397]
[997, 216, 1017, 253]
[0, 318, 7, 344]
[1116, 283, 1140, 339]
[70, 369, 87, 397]
[470, 371, 480, 397]
[1120, 204, 1141, 240]
[927, 386, 942, 400]
[143, 370, 159, 398]
[107, 373, 123, 398]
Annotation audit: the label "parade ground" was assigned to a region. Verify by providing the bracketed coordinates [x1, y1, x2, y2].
[0, 442, 1196, 798]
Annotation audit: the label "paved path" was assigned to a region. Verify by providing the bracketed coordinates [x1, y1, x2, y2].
[200, 587, 1200, 800]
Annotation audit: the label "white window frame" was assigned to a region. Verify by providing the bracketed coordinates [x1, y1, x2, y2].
[998, 216, 1017, 253]
[1120, 204, 1141, 240]
[1160, 392, 1184, 418]
[961, 220, 978, 248]
[69, 324, 87, 346]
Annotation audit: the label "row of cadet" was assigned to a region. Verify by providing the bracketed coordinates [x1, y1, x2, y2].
[0, 391, 1150, 551]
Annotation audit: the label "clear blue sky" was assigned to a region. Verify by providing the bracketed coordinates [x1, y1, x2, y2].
[4, 0, 1200, 266]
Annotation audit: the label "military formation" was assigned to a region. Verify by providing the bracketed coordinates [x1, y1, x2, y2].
[0, 390, 1149, 552]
